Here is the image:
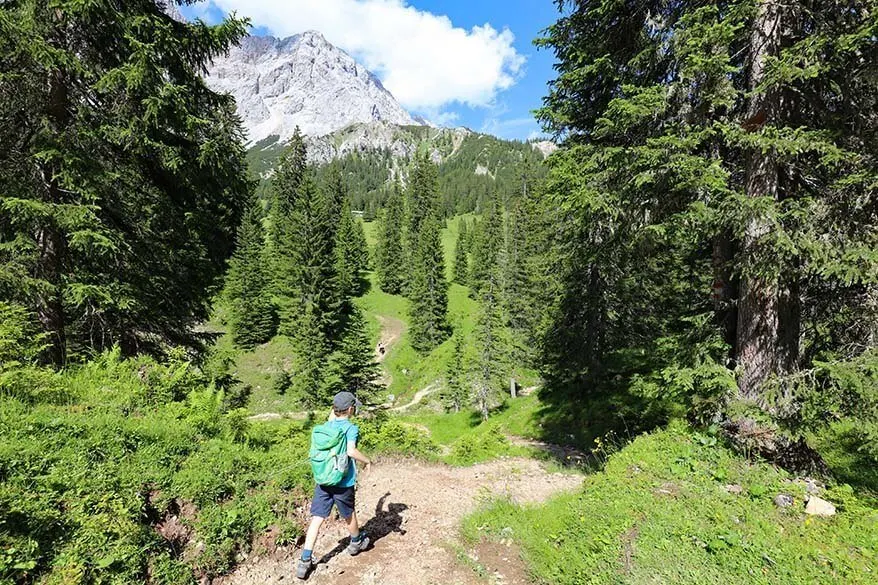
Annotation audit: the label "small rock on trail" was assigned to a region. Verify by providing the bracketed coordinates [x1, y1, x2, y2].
[215, 458, 583, 585]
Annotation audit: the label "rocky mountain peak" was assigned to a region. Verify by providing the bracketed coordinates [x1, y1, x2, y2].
[206, 31, 423, 144]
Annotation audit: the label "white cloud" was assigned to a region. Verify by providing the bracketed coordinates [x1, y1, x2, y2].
[205, 0, 525, 111]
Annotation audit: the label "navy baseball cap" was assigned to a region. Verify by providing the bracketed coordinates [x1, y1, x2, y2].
[333, 391, 361, 412]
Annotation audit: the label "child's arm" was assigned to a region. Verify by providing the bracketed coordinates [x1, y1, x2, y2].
[347, 443, 372, 467]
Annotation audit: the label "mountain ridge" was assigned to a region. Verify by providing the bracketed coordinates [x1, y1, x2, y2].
[206, 31, 425, 144]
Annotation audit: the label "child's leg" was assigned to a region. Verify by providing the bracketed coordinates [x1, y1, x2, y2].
[303, 516, 325, 553]
[335, 487, 360, 539]
[344, 510, 360, 538]
[302, 485, 333, 561]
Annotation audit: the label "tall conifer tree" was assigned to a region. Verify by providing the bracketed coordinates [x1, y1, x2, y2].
[0, 1, 252, 363]
[452, 231, 470, 286]
[270, 129, 308, 303]
[409, 214, 451, 353]
[472, 275, 510, 421]
[376, 185, 406, 295]
[225, 198, 276, 348]
[323, 307, 381, 403]
[536, 0, 877, 424]
[469, 196, 503, 296]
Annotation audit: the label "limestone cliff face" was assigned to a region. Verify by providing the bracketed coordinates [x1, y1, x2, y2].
[206, 31, 423, 144]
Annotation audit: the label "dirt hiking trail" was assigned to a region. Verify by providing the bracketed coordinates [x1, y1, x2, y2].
[216, 458, 582, 585]
[374, 316, 404, 364]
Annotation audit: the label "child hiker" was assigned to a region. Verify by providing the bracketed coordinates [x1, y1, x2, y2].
[297, 391, 373, 580]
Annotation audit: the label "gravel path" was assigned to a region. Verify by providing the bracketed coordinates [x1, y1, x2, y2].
[215, 457, 582, 585]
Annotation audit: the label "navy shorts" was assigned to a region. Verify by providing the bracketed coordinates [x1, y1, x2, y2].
[310, 484, 356, 519]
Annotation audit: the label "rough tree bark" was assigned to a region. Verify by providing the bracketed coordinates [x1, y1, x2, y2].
[36, 63, 70, 366]
[736, 0, 783, 401]
[712, 233, 737, 360]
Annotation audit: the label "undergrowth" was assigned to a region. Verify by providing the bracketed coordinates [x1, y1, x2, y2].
[463, 421, 878, 585]
[0, 351, 440, 585]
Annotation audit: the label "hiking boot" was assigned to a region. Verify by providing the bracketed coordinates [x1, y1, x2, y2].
[295, 557, 315, 580]
[347, 534, 370, 556]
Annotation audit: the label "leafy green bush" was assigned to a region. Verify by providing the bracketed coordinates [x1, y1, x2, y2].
[358, 412, 439, 458]
[0, 352, 313, 584]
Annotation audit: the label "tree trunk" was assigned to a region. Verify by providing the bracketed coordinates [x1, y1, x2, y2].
[736, 0, 783, 401]
[35, 226, 67, 366]
[585, 264, 603, 372]
[712, 232, 737, 361]
[777, 276, 801, 373]
[36, 64, 71, 366]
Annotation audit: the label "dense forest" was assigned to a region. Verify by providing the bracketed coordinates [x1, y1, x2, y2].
[249, 128, 548, 220]
[1, 1, 876, 584]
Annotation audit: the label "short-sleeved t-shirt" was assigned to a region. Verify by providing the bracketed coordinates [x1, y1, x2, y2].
[328, 418, 359, 488]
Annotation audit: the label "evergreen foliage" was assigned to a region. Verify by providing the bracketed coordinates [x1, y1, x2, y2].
[255, 135, 379, 405]
[0, 302, 46, 370]
[323, 307, 381, 403]
[252, 129, 549, 220]
[225, 198, 276, 348]
[0, 1, 253, 363]
[408, 214, 451, 353]
[472, 277, 511, 421]
[468, 196, 503, 296]
[443, 332, 469, 412]
[452, 229, 470, 286]
[273, 171, 341, 342]
[376, 185, 406, 295]
[269, 130, 308, 305]
[335, 200, 371, 299]
[404, 153, 441, 293]
[532, 0, 877, 444]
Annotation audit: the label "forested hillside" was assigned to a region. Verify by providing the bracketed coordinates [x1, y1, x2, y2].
[248, 124, 548, 219]
[1, 1, 876, 585]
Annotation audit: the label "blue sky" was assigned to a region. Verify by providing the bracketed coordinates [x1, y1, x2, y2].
[181, 1, 561, 140]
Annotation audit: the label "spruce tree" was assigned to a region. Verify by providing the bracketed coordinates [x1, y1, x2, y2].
[458, 218, 470, 250]
[469, 196, 503, 296]
[225, 198, 276, 348]
[452, 231, 470, 286]
[270, 130, 308, 303]
[404, 153, 440, 291]
[335, 199, 362, 301]
[472, 277, 510, 421]
[291, 303, 330, 407]
[405, 152, 440, 246]
[350, 219, 371, 277]
[376, 185, 406, 295]
[536, 0, 877, 425]
[408, 213, 451, 353]
[323, 307, 381, 404]
[444, 333, 469, 412]
[0, 1, 252, 363]
[283, 175, 342, 341]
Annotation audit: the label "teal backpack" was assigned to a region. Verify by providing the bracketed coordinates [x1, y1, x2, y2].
[309, 423, 350, 486]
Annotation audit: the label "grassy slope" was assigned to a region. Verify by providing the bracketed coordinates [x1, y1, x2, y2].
[238, 215, 538, 413]
[463, 421, 878, 585]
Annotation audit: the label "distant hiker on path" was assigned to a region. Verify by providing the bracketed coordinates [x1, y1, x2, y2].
[297, 392, 374, 580]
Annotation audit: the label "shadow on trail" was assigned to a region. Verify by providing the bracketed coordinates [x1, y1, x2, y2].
[318, 493, 408, 565]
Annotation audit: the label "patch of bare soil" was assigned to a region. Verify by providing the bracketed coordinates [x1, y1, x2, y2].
[507, 437, 591, 468]
[388, 384, 439, 412]
[375, 316, 404, 364]
[468, 540, 533, 585]
[214, 458, 582, 585]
